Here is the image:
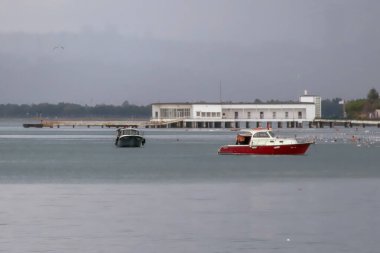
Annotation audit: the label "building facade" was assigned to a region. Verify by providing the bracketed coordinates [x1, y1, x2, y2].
[151, 93, 321, 128]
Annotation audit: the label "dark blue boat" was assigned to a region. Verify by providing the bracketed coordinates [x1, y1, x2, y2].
[115, 128, 145, 147]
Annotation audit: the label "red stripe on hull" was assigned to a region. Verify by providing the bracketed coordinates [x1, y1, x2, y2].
[218, 143, 311, 155]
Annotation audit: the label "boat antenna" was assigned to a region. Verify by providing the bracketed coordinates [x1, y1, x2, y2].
[219, 80, 222, 103]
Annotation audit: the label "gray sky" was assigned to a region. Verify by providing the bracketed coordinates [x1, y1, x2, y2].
[0, 0, 379, 105]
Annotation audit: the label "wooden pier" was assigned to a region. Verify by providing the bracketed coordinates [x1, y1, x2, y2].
[23, 120, 151, 128]
[23, 118, 380, 129]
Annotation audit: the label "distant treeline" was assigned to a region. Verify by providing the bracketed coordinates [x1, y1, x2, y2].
[1, 99, 347, 119]
[322, 98, 344, 119]
[345, 88, 380, 119]
[0, 101, 151, 119]
[3, 91, 377, 119]
[322, 88, 380, 119]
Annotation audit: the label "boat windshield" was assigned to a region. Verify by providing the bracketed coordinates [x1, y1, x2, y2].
[252, 131, 270, 138]
[268, 131, 275, 137]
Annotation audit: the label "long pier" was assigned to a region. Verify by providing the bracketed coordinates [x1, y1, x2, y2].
[23, 118, 380, 129]
[23, 120, 151, 128]
[312, 119, 380, 128]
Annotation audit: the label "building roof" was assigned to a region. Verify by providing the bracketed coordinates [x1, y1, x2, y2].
[152, 102, 314, 105]
[299, 95, 320, 97]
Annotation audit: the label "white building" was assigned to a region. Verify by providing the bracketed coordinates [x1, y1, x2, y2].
[151, 93, 321, 128]
[299, 90, 322, 118]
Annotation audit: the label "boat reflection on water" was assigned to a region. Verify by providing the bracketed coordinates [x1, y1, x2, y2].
[218, 128, 314, 155]
[115, 128, 145, 148]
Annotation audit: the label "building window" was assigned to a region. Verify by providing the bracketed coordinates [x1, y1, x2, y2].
[155, 111, 158, 118]
[234, 112, 239, 119]
[202, 112, 206, 117]
[207, 112, 211, 117]
[196, 111, 200, 117]
[212, 112, 216, 117]
[272, 112, 276, 119]
[159, 108, 190, 119]
[260, 112, 264, 119]
[298, 111, 302, 119]
[285, 112, 289, 119]
[217, 112, 221, 117]
[247, 112, 251, 119]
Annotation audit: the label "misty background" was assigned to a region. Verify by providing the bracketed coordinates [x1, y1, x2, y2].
[0, 0, 379, 105]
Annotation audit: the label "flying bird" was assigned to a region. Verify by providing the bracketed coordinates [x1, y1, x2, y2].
[53, 46, 64, 50]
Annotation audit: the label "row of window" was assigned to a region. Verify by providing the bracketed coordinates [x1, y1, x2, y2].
[156, 109, 304, 119]
[197, 111, 303, 119]
[159, 108, 190, 118]
[196, 111, 221, 118]
[234, 111, 303, 119]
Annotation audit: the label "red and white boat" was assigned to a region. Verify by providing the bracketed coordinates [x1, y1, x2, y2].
[218, 128, 313, 155]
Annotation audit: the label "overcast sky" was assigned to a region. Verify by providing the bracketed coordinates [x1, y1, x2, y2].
[0, 0, 379, 105]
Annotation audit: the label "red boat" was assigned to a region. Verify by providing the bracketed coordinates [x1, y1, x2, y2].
[218, 128, 313, 155]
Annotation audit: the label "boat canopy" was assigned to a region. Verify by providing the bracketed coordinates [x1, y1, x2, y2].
[238, 128, 275, 137]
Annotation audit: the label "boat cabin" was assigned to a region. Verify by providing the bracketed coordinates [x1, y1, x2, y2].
[235, 132, 252, 145]
[235, 128, 277, 145]
[117, 128, 141, 137]
[235, 128, 299, 146]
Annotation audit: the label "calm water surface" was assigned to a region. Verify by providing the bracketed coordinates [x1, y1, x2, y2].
[0, 123, 379, 252]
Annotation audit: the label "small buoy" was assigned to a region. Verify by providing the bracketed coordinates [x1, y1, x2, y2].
[286, 238, 291, 242]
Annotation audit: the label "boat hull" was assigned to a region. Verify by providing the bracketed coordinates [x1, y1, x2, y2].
[218, 142, 312, 155]
[116, 136, 145, 147]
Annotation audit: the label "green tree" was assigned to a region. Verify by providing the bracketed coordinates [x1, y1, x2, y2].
[121, 100, 130, 107]
[367, 88, 379, 101]
[345, 99, 366, 119]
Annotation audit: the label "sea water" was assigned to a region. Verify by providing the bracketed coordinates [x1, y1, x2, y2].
[0, 123, 379, 252]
